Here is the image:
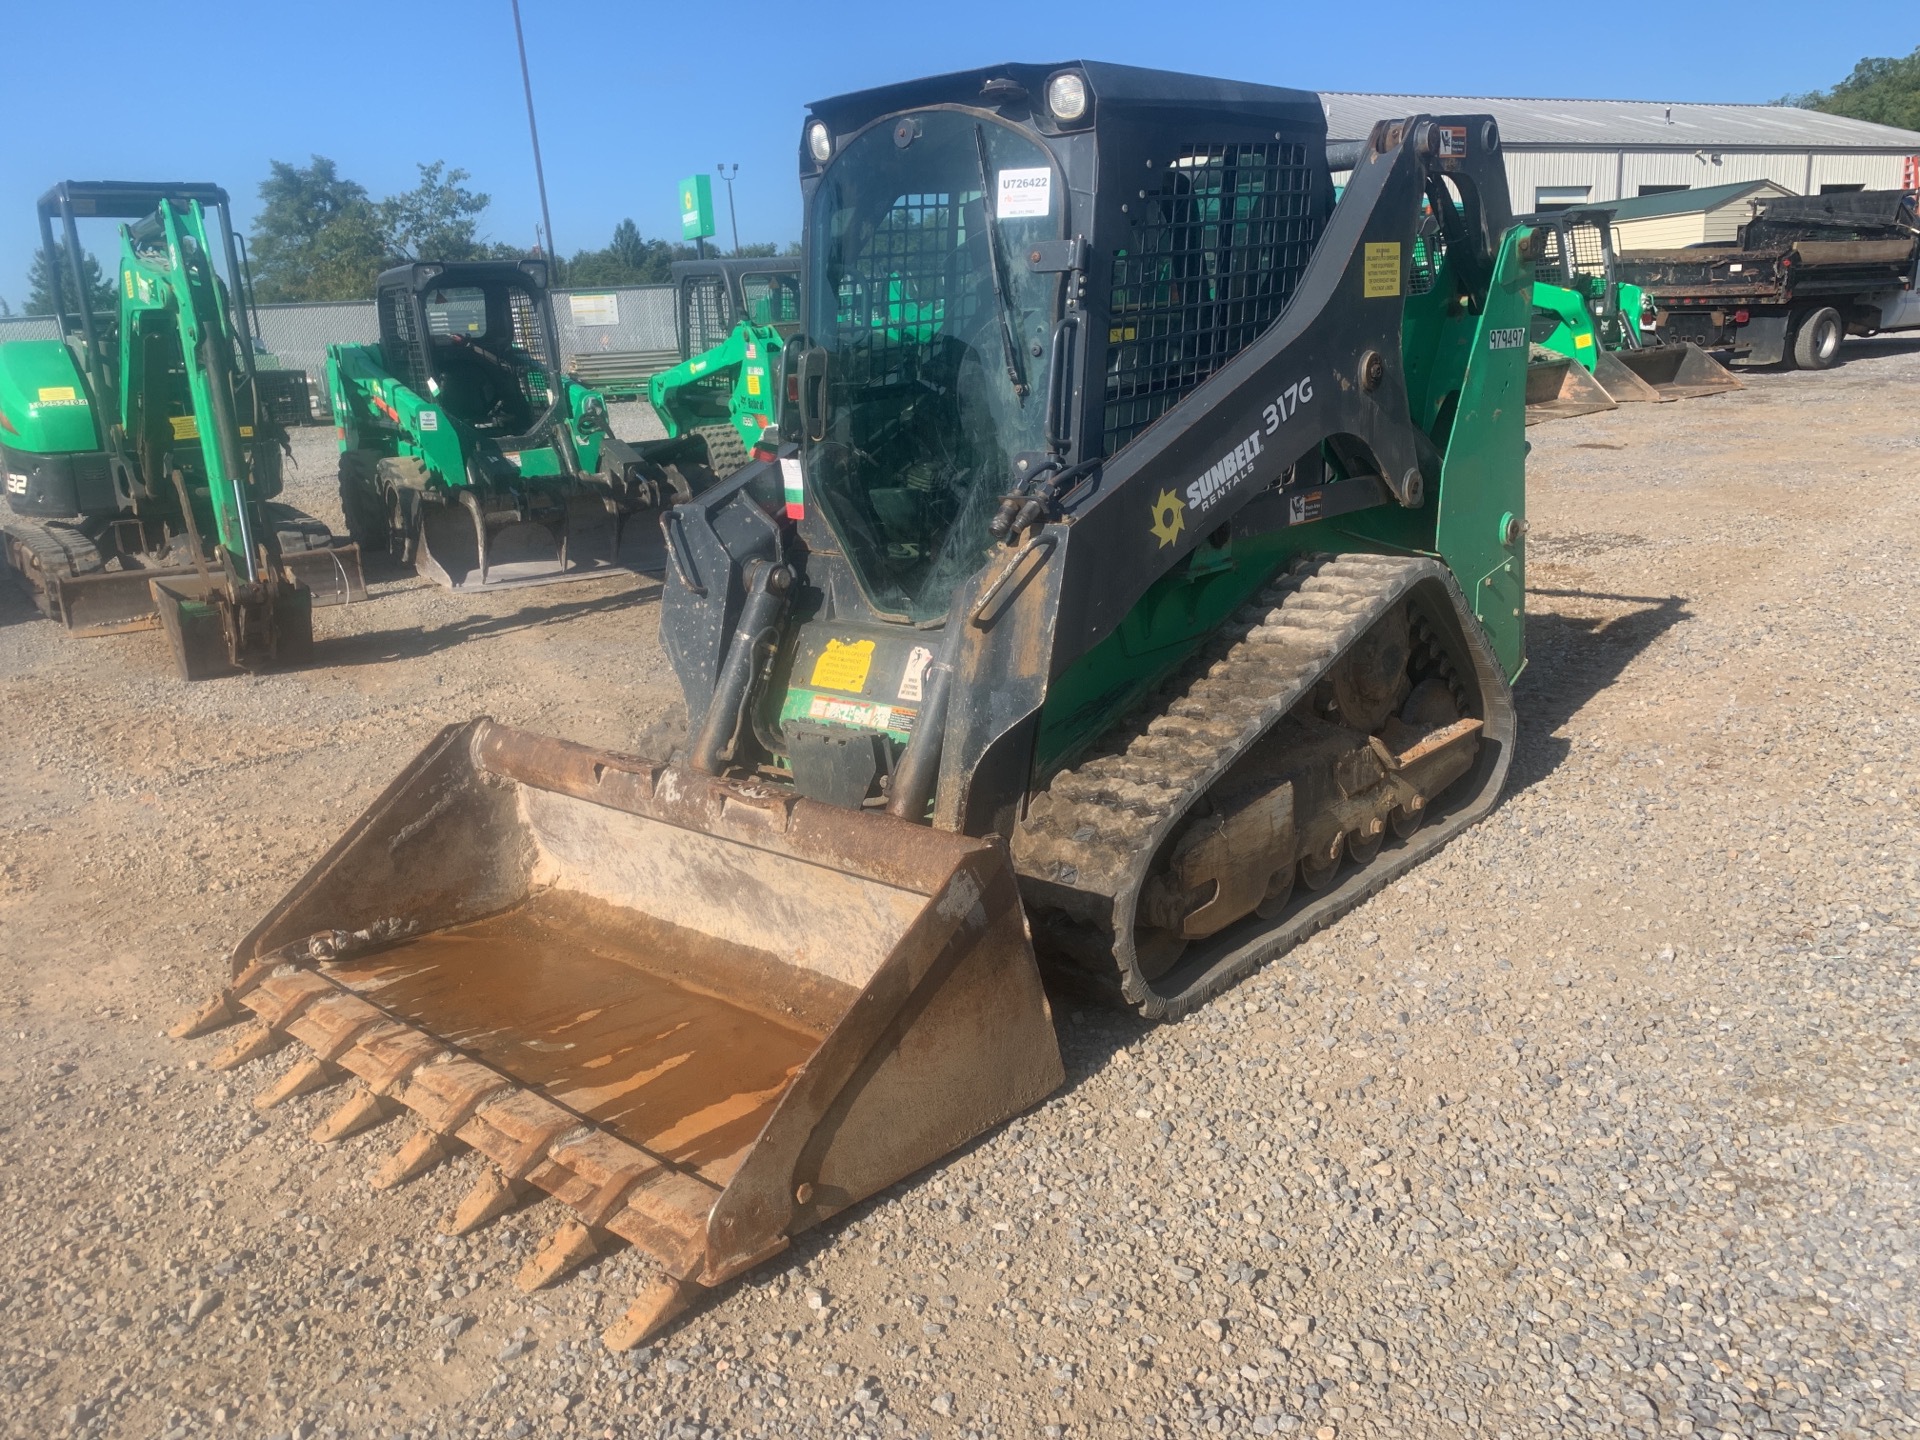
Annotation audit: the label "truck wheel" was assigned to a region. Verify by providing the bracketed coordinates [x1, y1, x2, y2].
[1790, 307, 1844, 370]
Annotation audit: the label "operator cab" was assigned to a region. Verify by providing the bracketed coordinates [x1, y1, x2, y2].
[670, 256, 803, 359]
[375, 259, 560, 440]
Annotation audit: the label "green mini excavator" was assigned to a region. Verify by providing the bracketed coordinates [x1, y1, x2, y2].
[0, 181, 363, 675]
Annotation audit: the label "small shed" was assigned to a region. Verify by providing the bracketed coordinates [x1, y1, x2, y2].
[1605, 179, 1792, 249]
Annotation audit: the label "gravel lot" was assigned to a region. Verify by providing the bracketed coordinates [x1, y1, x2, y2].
[1, 348, 1916, 1440]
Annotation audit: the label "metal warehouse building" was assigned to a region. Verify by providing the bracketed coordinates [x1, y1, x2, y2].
[1322, 94, 1920, 215]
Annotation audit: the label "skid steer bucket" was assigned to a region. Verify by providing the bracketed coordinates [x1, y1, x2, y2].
[1608, 342, 1743, 401]
[1525, 352, 1617, 424]
[1591, 349, 1664, 404]
[174, 719, 1062, 1348]
[417, 493, 663, 591]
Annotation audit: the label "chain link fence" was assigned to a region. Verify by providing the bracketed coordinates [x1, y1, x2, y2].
[0, 283, 681, 418]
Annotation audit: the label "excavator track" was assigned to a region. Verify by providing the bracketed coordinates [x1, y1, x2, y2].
[1015, 552, 1516, 1021]
[3, 505, 361, 631]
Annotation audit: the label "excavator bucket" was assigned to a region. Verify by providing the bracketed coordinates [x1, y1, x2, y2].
[1525, 351, 1617, 424]
[173, 719, 1063, 1348]
[416, 494, 664, 591]
[1607, 342, 1743, 401]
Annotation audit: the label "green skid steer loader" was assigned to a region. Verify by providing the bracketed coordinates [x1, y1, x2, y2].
[0, 181, 364, 675]
[1523, 206, 1739, 423]
[331, 259, 713, 591]
[181, 64, 1533, 1348]
[647, 257, 802, 477]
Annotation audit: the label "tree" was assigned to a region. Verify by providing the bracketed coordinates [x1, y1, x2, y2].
[565, 219, 679, 286]
[381, 162, 494, 263]
[251, 156, 386, 302]
[24, 242, 116, 317]
[1791, 45, 1920, 133]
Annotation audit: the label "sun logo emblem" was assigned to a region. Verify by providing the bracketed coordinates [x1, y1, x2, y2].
[1150, 489, 1186, 548]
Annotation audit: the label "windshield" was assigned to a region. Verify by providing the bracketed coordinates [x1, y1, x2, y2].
[806, 110, 1058, 620]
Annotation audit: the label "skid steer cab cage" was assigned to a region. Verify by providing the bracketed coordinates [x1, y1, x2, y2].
[183, 719, 1062, 1348]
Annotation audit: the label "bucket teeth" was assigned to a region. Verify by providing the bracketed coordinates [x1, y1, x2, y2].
[602, 1273, 700, 1352]
[515, 1219, 601, 1292]
[170, 991, 239, 1040]
[311, 1086, 395, 1144]
[254, 1056, 344, 1112]
[447, 1170, 530, 1236]
[211, 1022, 290, 1072]
[372, 1130, 457, 1191]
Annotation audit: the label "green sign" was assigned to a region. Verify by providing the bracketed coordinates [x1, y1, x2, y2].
[679, 174, 716, 241]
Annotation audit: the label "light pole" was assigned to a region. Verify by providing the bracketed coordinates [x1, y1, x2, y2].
[512, 0, 558, 279]
[716, 163, 741, 256]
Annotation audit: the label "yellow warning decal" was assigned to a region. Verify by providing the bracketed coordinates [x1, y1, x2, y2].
[36, 385, 78, 404]
[746, 371, 762, 396]
[1363, 242, 1402, 298]
[167, 416, 253, 440]
[810, 638, 875, 694]
[1574, 332, 1594, 349]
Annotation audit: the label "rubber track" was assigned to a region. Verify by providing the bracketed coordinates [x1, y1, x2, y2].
[0, 516, 109, 580]
[693, 425, 750, 480]
[1014, 552, 1515, 1021]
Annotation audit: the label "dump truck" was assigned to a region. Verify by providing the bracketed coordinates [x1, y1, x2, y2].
[647, 256, 802, 476]
[1522, 205, 1739, 422]
[1, 181, 363, 672]
[1617, 188, 1920, 369]
[177, 63, 1532, 1348]
[331, 259, 709, 590]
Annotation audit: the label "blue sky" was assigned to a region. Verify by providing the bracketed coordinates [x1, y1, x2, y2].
[5, 0, 1914, 307]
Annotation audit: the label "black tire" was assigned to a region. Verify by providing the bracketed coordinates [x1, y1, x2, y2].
[337, 450, 389, 556]
[1790, 306, 1844, 371]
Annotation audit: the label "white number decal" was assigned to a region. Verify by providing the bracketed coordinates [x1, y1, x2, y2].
[1262, 375, 1315, 433]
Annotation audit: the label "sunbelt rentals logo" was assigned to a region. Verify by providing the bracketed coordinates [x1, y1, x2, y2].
[1187, 429, 1264, 515]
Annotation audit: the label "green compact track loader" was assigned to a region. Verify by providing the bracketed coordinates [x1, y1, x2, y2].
[647, 257, 802, 476]
[1523, 205, 1739, 422]
[331, 259, 709, 591]
[1, 181, 363, 674]
[182, 64, 1533, 1349]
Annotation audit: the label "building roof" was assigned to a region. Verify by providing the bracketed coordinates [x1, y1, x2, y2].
[1320, 93, 1920, 150]
[1602, 179, 1789, 221]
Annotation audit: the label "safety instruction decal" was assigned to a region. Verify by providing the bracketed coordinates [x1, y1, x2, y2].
[1363, 243, 1402, 298]
[898, 645, 933, 702]
[36, 386, 81, 405]
[997, 168, 1052, 220]
[810, 638, 875, 694]
[1436, 125, 1467, 158]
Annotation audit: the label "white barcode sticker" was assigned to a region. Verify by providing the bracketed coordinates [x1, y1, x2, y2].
[997, 168, 1052, 219]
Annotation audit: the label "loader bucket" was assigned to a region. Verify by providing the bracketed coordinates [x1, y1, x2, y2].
[1591, 349, 1665, 404]
[1525, 353, 1616, 425]
[417, 492, 665, 591]
[281, 543, 366, 608]
[1608, 342, 1743, 401]
[177, 719, 1063, 1348]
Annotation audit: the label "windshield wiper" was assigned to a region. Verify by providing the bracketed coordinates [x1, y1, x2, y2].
[972, 124, 1029, 401]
